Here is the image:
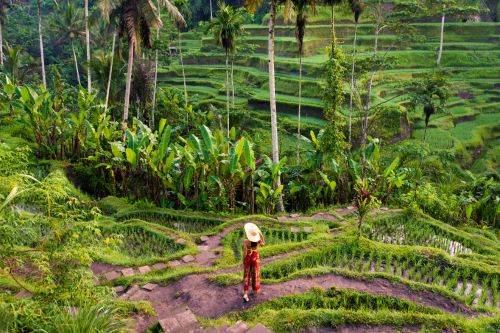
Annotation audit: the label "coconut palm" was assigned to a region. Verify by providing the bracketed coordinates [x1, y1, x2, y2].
[206, 3, 244, 136]
[84, 0, 92, 92]
[51, 2, 85, 85]
[246, 0, 284, 212]
[323, 0, 343, 47]
[347, 0, 364, 147]
[36, 0, 47, 86]
[98, 0, 184, 140]
[174, 0, 190, 107]
[3, 43, 36, 84]
[90, 49, 123, 112]
[283, 0, 315, 162]
[0, 0, 10, 67]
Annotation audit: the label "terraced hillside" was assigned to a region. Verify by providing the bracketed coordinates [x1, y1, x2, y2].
[159, 11, 500, 175]
[88, 198, 499, 332]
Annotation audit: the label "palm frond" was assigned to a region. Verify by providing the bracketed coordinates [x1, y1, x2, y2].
[158, 0, 186, 26]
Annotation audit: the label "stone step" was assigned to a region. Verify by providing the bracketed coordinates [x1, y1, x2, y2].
[104, 270, 122, 281]
[119, 284, 140, 300]
[143, 283, 158, 291]
[226, 321, 249, 333]
[153, 262, 168, 270]
[121, 267, 136, 277]
[182, 255, 196, 263]
[247, 324, 273, 333]
[138, 265, 151, 274]
[159, 309, 199, 333]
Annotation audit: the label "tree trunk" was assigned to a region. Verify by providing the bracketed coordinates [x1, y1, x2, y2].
[348, 22, 359, 148]
[437, 5, 445, 66]
[297, 51, 302, 162]
[0, 22, 3, 67]
[71, 40, 81, 86]
[84, 0, 91, 93]
[122, 40, 134, 141]
[179, 27, 188, 107]
[362, 19, 380, 176]
[209, 0, 213, 20]
[225, 49, 230, 136]
[331, 3, 335, 49]
[152, 25, 159, 129]
[231, 57, 235, 110]
[37, 0, 46, 87]
[423, 124, 428, 143]
[105, 32, 116, 113]
[250, 174, 255, 214]
[357, 215, 363, 239]
[268, 0, 285, 212]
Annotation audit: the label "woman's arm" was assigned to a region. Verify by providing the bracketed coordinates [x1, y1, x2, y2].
[242, 239, 248, 257]
[259, 232, 265, 246]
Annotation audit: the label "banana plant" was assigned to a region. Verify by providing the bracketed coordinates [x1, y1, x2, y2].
[256, 182, 284, 214]
[318, 171, 337, 205]
[14, 84, 55, 157]
[0, 76, 18, 116]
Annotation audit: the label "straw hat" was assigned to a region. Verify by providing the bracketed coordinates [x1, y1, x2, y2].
[244, 223, 261, 242]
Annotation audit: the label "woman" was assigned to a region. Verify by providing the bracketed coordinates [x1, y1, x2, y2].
[242, 222, 265, 302]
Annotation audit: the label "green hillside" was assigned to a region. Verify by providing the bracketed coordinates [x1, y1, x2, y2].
[160, 18, 500, 175]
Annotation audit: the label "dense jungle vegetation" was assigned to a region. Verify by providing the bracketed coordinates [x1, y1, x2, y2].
[0, 0, 498, 332]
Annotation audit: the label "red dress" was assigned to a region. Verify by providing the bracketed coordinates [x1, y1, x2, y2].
[243, 245, 261, 293]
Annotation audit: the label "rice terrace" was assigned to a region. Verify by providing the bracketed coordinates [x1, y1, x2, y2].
[0, 0, 499, 332]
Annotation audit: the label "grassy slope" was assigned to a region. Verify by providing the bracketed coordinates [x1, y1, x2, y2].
[159, 7, 499, 173]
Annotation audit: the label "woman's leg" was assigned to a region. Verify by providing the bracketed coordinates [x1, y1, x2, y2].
[243, 256, 251, 301]
[252, 258, 261, 293]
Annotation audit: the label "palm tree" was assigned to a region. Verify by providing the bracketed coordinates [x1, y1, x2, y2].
[3, 43, 36, 84]
[283, 0, 315, 162]
[0, 0, 10, 67]
[246, 0, 284, 211]
[361, 0, 383, 174]
[98, 0, 184, 140]
[323, 0, 343, 48]
[174, 0, 190, 107]
[90, 49, 123, 112]
[347, 0, 364, 147]
[84, 0, 92, 92]
[437, 3, 446, 66]
[207, 3, 244, 136]
[51, 2, 85, 85]
[37, 0, 47, 86]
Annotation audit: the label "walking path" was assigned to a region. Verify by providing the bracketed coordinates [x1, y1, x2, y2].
[90, 207, 477, 333]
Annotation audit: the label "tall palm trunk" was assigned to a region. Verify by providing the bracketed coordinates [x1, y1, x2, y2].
[209, 0, 213, 20]
[84, 0, 91, 92]
[152, 24, 160, 129]
[268, 0, 284, 212]
[105, 32, 116, 113]
[362, 18, 380, 176]
[37, 0, 46, 87]
[437, 5, 445, 66]
[348, 21, 359, 147]
[297, 51, 302, 162]
[231, 57, 235, 110]
[225, 49, 230, 136]
[331, 2, 335, 48]
[179, 27, 188, 107]
[122, 40, 134, 141]
[0, 22, 3, 67]
[71, 39, 81, 85]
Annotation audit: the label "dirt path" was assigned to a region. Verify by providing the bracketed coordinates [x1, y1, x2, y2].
[97, 208, 476, 332]
[132, 271, 474, 331]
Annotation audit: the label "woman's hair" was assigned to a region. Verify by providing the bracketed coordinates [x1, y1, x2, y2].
[250, 241, 258, 248]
